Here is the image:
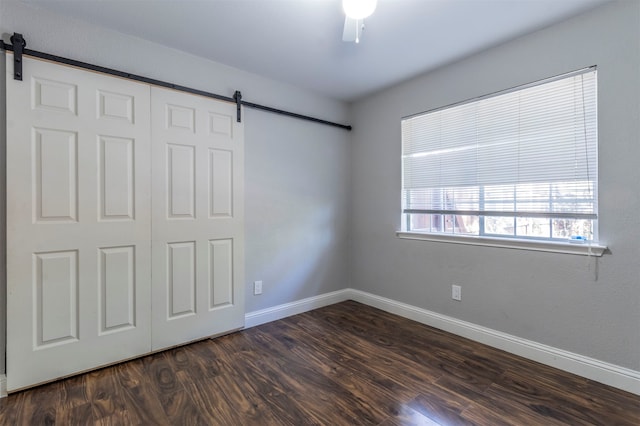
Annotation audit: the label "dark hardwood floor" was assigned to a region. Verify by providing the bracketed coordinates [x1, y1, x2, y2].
[1, 300, 638, 425]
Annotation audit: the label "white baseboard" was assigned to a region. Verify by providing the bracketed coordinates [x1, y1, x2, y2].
[0, 374, 7, 398]
[244, 288, 640, 396]
[347, 289, 640, 396]
[244, 289, 351, 328]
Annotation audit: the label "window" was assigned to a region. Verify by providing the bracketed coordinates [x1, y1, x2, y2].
[401, 68, 598, 244]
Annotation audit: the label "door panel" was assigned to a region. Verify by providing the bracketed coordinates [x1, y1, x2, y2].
[209, 149, 234, 217]
[99, 136, 135, 220]
[167, 241, 197, 318]
[167, 143, 196, 218]
[34, 128, 78, 222]
[209, 238, 234, 308]
[99, 245, 136, 333]
[6, 56, 152, 391]
[151, 87, 244, 351]
[34, 250, 79, 346]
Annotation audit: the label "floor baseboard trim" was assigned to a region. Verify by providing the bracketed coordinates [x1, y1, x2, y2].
[347, 289, 640, 396]
[244, 289, 351, 329]
[0, 374, 7, 398]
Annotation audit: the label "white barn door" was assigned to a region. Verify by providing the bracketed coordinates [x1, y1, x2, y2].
[6, 56, 152, 391]
[150, 87, 245, 350]
[6, 56, 245, 391]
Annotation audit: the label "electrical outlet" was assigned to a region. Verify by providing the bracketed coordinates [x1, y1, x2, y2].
[452, 285, 461, 301]
[253, 280, 263, 295]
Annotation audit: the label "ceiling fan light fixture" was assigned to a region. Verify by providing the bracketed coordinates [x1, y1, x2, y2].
[342, 0, 377, 20]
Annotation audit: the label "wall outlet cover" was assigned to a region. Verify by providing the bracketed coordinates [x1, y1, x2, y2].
[452, 285, 461, 301]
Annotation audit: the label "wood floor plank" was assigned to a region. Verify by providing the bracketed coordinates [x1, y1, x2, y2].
[93, 410, 135, 426]
[432, 375, 495, 407]
[186, 373, 280, 425]
[579, 378, 640, 420]
[234, 328, 392, 425]
[245, 335, 395, 424]
[165, 341, 224, 380]
[406, 393, 478, 426]
[157, 388, 208, 425]
[254, 321, 426, 402]
[378, 404, 444, 426]
[316, 301, 479, 358]
[213, 333, 318, 425]
[2, 300, 638, 425]
[461, 402, 532, 426]
[0, 381, 60, 425]
[84, 368, 130, 422]
[58, 375, 91, 408]
[113, 358, 147, 390]
[301, 305, 469, 373]
[286, 310, 459, 388]
[487, 369, 640, 426]
[145, 352, 184, 395]
[0, 392, 34, 425]
[120, 384, 170, 425]
[55, 401, 95, 425]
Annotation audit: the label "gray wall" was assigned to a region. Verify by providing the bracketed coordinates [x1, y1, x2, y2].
[0, 1, 351, 373]
[350, 0, 640, 371]
[245, 109, 350, 310]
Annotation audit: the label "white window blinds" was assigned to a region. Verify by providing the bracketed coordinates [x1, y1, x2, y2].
[402, 68, 598, 241]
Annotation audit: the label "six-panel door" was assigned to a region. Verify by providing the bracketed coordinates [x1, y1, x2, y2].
[150, 87, 245, 351]
[6, 57, 152, 391]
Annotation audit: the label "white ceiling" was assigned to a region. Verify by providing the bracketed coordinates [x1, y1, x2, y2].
[23, 0, 611, 102]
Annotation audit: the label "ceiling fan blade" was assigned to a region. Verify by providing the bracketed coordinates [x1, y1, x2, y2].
[342, 17, 359, 42]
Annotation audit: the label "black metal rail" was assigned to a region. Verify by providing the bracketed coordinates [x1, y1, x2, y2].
[1, 34, 352, 131]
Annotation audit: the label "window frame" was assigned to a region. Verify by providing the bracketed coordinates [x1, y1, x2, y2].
[399, 68, 606, 256]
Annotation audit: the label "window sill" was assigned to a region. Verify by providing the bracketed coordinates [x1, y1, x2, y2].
[396, 232, 607, 257]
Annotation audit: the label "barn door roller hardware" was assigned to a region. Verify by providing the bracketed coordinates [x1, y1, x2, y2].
[233, 91, 242, 123]
[10, 32, 25, 80]
[1, 32, 352, 131]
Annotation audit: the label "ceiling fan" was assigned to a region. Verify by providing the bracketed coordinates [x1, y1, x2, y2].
[342, 0, 377, 44]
